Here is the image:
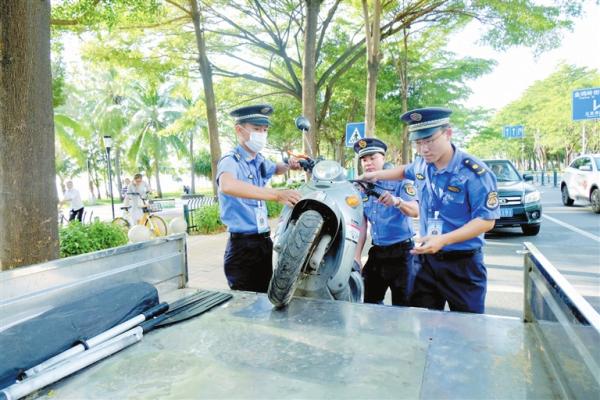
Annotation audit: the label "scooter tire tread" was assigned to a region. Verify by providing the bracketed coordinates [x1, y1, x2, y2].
[268, 210, 324, 308]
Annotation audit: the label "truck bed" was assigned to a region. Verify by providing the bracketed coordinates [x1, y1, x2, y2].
[37, 290, 562, 399]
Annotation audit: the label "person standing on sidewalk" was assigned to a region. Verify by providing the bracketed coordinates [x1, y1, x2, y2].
[361, 107, 499, 313]
[60, 181, 84, 222]
[353, 138, 419, 306]
[216, 104, 302, 293]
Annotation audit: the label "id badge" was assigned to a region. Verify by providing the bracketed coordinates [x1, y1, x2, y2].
[426, 211, 443, 236]
[255, 202, 269, 233]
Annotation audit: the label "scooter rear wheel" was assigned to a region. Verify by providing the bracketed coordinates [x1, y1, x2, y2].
[268, 210, 324, 308]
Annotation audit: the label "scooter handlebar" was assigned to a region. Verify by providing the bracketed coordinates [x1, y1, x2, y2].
[350, 180, 384, 199]
[283, 152, 316, 172]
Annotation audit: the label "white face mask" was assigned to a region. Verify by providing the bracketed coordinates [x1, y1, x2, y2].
[243, 128, 267, 153]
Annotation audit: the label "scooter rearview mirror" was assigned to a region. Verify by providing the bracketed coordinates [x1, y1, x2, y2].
[295, 116, 311, 132]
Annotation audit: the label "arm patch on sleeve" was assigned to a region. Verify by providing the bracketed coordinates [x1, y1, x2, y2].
[404, 183, 416, 196]
[486, 191, 499, 209]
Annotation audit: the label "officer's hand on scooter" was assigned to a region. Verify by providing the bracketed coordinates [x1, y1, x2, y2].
[287, 156, 302, 170]
[378, 191, 396, 207]
[276, 189, 302, 207]
[411, 235, 446, 255]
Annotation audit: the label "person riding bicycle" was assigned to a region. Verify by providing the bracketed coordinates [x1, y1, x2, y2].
[123, 173, 151, 225]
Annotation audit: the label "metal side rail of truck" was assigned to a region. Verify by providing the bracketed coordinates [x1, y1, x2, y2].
[0, 233, 598, 399]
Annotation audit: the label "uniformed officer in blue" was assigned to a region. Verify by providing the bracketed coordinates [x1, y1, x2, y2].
[361, 107, 500, 313]
[352, 138, 419, 306]
[217, 104, 301, 293]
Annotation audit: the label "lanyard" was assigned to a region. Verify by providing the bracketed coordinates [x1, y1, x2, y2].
[425, 165, 449, 213]
[238, 155, 263, 207]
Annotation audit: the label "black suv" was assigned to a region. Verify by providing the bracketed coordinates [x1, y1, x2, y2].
[483, 159, 542, 236]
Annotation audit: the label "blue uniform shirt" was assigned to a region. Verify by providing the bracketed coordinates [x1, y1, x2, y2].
[216, 145, 276, 234]
[363, 179, 416, 246]
[405, 146, 500, 250]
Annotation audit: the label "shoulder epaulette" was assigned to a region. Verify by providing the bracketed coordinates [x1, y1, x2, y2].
[463, 158, 486, 176]
[219, 151, 241, 163]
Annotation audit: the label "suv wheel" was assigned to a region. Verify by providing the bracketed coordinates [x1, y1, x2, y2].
[591, 188, 600, 214]
[521, 224, 541, 236]
[561, 185, 574, 206]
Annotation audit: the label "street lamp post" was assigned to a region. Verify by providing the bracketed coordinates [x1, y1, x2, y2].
[103, 135, 115, 220]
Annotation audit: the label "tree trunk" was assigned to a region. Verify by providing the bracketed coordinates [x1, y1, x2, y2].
[302, 0, 321, 157]
[337, 136, 346, 166]
[190, 0, 221, 195]
[115, 148, 123, 200]
[0, 0, 59, 269]
[87, 157, 96, 203]
[153, 155, 162, 198]
[400, 27, 410, 164]
[102, 162, 109, 198]
[362, 0, 381, 138]
[93, 161, 102, 200]
[190, 130, 196, 194]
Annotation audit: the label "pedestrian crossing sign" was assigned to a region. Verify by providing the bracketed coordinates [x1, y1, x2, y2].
[345, 122, 365, 147]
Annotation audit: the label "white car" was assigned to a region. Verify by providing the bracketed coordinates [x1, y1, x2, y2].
[560, 154, 600, 213]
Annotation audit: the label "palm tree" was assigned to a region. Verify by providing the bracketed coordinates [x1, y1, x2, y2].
[125, 81, 188, 197]
[54, 69, 131, 201]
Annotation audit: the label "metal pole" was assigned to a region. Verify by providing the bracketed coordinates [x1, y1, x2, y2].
[582, 124, 586, 154]
[106, 148, 115, 220]
[541, 170, 545, 186]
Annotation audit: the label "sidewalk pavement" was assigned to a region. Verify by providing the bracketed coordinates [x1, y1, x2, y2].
[185, 219, 283, 291]
[186, 231, 230, 291]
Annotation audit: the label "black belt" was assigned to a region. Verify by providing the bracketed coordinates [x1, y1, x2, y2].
[431, 248, 481, 261]
[373, 238, 414, 251]
[229, 231, 271, 240]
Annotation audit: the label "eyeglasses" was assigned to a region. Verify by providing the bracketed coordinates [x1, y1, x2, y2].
[413, 130, 446, 149]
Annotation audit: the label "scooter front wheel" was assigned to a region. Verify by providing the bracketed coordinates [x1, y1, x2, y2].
[268, 210, 324, 308]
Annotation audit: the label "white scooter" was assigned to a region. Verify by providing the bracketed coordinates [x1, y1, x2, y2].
[268, 117, 385, 308]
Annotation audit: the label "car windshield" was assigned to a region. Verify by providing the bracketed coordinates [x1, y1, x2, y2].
[485, 161, 522, 182]
[594, 156, 600, 170]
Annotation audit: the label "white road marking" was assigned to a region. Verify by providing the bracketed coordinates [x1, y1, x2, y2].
[542, 214, 600, 243]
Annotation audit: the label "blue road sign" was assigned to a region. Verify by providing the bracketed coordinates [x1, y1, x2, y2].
[503, 125, 525, 139]
[572, 87, 600, 121]
[345, 122, 365, 148]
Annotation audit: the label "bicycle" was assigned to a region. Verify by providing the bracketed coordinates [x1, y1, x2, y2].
[112, 193, 167, 238]
[58, 209, 68, 227]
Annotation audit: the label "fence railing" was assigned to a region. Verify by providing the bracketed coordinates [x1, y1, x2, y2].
[182, 194, 218, 233]
[524, 170, 562, 187]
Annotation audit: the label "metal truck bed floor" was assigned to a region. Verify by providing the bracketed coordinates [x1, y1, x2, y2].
[38, 290, 562, 399]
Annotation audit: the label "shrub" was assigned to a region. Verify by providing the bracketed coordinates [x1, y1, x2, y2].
[266, 200, 284, 218]
[59, 221, 128, 258]
[191, 204, 224, 234]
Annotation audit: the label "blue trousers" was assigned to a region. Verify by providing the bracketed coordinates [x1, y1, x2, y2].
[410, 251, 487, 314]
[224, 236, 272, 293]
[362, 241, 415, 306]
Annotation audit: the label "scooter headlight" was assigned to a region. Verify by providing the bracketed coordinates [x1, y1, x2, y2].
[313, 160, 344, 181]
[524, 190, 540, 203]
